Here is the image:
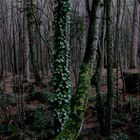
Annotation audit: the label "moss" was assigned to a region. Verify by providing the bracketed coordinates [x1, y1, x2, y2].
[54, 64, 92, 140]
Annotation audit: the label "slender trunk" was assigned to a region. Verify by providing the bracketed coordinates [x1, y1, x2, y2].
[23, 0, 30, 81]
[130, 0, 140, 68]
[26, 0, 41, 83]
[91, 0, 105, 135]
[115, 0, 121, 112]
[105, 0, 114, 135]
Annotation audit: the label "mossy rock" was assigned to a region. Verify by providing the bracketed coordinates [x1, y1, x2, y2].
[123, 72, 140, 93]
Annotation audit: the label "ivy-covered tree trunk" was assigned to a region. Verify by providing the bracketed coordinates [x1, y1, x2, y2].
[54, 0, 102, 139]
[105, 0, 114, 135]
[54, 63, 91, 140]
[51, 0, 72, 132]
[26, 0, 41, 83]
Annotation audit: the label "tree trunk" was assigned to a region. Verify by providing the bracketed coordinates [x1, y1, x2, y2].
[91, 0, 105, 135]
[51, 0, 72, 132]
[105, 0, 114, 135]
[130, 0, 140, 68]
[115, 0, 121, 112]
[54, 0, 103, 139]
[23, 0, 30, 81]
[26, 0, 41, 83]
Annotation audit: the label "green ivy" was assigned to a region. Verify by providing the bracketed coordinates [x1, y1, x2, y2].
[54, 63, 91, 140]
[50, 0, 71, 132]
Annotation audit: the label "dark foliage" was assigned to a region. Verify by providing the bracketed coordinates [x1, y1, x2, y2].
[24, 107, 54, 138]
[123, 72, 140, 93]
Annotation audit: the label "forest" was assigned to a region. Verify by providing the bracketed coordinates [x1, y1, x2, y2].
[0, 0, 140, 139]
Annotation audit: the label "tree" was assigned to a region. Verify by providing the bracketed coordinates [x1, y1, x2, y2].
[50, 0, 72, 132]
[54, 0, 103, 139]
[130, 0, 140, 68]
[115, 0, 121, 112]
[90, 0, 105, 135]
[26, 0, 41, 83]
[23, 0, 30, 81]
[105, 0, 114, 135]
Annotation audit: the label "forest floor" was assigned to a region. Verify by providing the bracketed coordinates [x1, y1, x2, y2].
[0, 69, 140, 140]
[81, 69, 140, 140]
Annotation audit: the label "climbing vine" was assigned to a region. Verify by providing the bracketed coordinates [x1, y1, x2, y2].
[50, 0, 71, 132]
[54, 0, 102, 139]
[54, 63, 91, 140]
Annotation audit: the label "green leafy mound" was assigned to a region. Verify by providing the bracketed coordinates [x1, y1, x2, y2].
[107, 132, 128, 140]
[112, 113, 129, 128]
[0, 121, 18, 137]
[24, 107, 54, 137]
[26, 89, 49, 103]
[131, 112, 140, 137]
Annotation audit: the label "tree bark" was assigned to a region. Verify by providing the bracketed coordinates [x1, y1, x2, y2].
[26, 0, 41, 83]
[23, 0, 30, 81]
[54, 0, 103, 139]
[105, 0, 114, 135]
[130, 0, 140, 68]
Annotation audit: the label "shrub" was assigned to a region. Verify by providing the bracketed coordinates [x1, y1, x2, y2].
[0, 122, 17, 136]
[131, 112, 140, 137]
[107, 132, 128, 140]
[24, 107, 54, 137]
[26, 89, 49, 103]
